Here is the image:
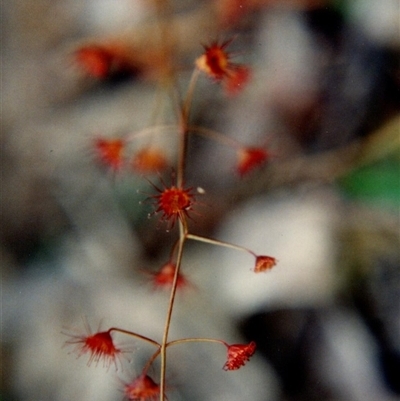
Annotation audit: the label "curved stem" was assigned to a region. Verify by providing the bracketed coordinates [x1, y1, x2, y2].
[167, 337, 227, 348]
[186, 233, 257, 257]
[125, 123, 244, 150]
[188, 125, 243, 149]
[142, 348, 162, 375]
[177, 68, 201, 188]
[182, 69, 200, 122]
[176, 106, 189, 188]
[125, 124, 178, 142]
[176, 115, 188, 188]
[108, 328, 160, 348]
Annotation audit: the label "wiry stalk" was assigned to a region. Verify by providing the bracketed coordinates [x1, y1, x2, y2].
[187, 233, 257, 257]
[158, 60, 198, 401]
[159, 218, 188, 400]
[109, 328, 160, 348]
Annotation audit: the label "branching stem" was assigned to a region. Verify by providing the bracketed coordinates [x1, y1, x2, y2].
[188, 125, 243, 149]
[108, 328, 160, 348]
[167, 337, 227, 348]
[186, 233, 257, 257]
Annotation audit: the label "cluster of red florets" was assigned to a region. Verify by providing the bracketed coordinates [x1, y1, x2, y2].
[89, 40, 271, 178]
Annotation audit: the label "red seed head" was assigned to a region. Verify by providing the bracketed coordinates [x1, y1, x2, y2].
[223, 341, 256, 371]
[64, 328, 122, 370]
[254, 255, 277, 273]
[196, 39, 251, 94]
[124, 374, 161, 401]
[196, 41, 231, 80]
[152, 184, 195, 226]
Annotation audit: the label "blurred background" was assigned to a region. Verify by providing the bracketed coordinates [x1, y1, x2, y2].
[1, 1, 399, 400]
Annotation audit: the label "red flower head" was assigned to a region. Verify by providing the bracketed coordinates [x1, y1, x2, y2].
[237, 147, 269, 176]
[94, 137, 125, 172]
[151, 262, 190, 290]
[223, 341, 256, 371]
[149, 178, 195, 226]
[254, 255, 277, 273]
[64, 326, 123, 370]
[124, 374, 161, 401]
[131, 147, 168, 174]
[195, 40, 250, 95]
[74, 44, 133, 79]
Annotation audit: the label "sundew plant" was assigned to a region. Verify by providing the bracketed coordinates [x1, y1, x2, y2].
[63, 4, 278, 401]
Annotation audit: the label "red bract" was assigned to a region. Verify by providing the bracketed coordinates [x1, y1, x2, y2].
[64, 329, 122, 370]
[223, 341, 256, 371]
[237, 147, 268, 176]
[131, 147, 168, 174]
[254, 255, 277, 273]
[94, 137, 125, 172]
[124, 374, 161, 401]
[195, 40, 250, 95]
[152, 262, 189, 290]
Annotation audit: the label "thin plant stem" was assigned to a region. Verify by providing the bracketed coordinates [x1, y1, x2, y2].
[143, 337, 227, 376]
[188, 125, 243, 149]
[108, 328, 160, 348]
[159, 218, 188, 400]
[176, 113, 188, 188]
[182, 69, 200, 122]
[125, 124, 178, 142]
[142, 335, 227, 377]
[142, 348, 163, 375]
[153, 10, 201, 397]
[186, 233, 257, 257]
[125, 123, 243, 150]
[176, 68, 199, 188]
[167, 337, 227, 348]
